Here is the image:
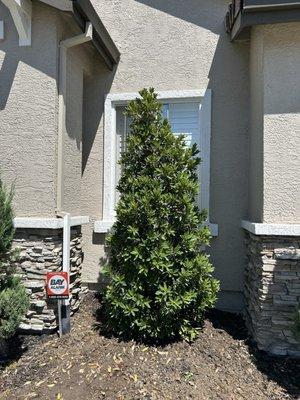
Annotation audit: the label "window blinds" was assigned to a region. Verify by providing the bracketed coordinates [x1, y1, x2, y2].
[163, 102, 200, 148]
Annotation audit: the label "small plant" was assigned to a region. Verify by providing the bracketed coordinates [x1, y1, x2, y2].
[0, 276, 29, 339]
[0, 178, 16, 275]
[103, 88, 219, 342]
[0, 177, 29, 339]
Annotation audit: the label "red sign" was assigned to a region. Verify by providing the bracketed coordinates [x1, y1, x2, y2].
[46, 272, 69, 299]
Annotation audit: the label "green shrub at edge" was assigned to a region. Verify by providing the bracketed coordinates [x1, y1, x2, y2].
[0, 177, 29, 339]
[0, 276, 29, 339]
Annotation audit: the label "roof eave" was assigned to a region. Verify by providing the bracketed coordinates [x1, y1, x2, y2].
[225, 1, 300, 41]
[39, 0, 120, 69]
[72, 0, 120, 70]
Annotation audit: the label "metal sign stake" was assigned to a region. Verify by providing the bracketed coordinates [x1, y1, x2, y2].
[58, 299, 63, 338]
[61, 213, 71, 335]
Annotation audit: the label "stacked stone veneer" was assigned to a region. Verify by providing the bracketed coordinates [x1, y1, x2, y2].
[13, 227, 85, 334]
[244, 233, 300, 356]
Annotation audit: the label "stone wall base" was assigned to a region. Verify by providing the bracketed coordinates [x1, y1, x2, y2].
[244, 233, 300, 357]
[13, 227, 86, 334]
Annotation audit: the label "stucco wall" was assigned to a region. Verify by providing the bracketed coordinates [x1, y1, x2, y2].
[1, 0, 251, 311]
[263, 23, 300, 223]
[0, 2, 106, 219]
[63, 45, 84, 216]
[249, 23, 300, 224]
[82, 0, 250, 311]
[249, 27, 264, 222]
[0, 1, 58, 217]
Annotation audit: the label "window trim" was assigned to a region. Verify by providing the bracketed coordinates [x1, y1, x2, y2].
[94, 89, 218, 236]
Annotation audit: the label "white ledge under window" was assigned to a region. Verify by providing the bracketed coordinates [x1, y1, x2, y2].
[14, 216, 90, 230]
[242, 220, 300, 236]
[94, 219, 219, 237]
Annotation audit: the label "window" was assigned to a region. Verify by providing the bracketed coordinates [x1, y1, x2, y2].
[117, 101, 201, 150]
[115, 101, 201, 203]
[94, 90, 218, 236]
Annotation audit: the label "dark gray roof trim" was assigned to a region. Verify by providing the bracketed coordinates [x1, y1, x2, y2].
[71, 0, 120, 70]
[225, 0, 300, 41]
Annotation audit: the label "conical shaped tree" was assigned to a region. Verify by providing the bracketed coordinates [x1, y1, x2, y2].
[104, 88, 219, 342]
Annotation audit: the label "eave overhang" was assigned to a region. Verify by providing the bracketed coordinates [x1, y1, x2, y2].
[71, 0, 120, 70]
[1, 0, 120, 69]
[44, 0, 120, 69]
[225, 0, 300, 41]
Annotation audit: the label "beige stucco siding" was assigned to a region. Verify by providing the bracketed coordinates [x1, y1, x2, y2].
[0, 2, 58, 217]
[81, 0, 250, 310]
[0, 2, 106, 219]
[263, 23, 300, 223]
[249, 27, 264, 222]
[250, 23, 300, 224]
[62, 46, 84, 216]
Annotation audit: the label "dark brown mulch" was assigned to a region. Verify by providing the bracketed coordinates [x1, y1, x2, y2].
[0, 293, 299, 400]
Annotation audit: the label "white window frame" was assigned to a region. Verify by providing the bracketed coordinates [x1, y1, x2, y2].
[94, 89, 218, 236]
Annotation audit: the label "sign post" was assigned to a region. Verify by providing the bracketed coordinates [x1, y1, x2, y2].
[61, 213, 71, 335]
[58, 299, 63, 337]
[46, 271, 70, 336]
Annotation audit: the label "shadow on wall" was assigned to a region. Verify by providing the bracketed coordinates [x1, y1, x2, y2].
[135, 0, 225, 33]
[0, 1, 116, 191]
[0, 0, 117, 265]
[82, 64, 116, 174]
[0, 5, 57, 111]
[0, 52, 18, 111]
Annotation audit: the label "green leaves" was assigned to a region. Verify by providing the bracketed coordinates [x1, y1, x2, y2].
[103, 88, 219, 342]
[0, 179, 15, 268]
[0, 276, 30, 339]
[0, 176, 29, 339]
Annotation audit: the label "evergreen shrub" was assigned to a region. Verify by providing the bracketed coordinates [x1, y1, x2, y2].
[0, 178, 29, 339]
[104, 88, 219, 342]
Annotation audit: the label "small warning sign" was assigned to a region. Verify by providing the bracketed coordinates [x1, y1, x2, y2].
[46, 272, 69, 299]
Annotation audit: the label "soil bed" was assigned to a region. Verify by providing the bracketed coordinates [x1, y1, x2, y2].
[0, 293, 299, 400]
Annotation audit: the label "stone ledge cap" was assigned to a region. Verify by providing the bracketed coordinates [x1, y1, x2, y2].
[242, 220, 300, 236]
[14, 216, 90, 230]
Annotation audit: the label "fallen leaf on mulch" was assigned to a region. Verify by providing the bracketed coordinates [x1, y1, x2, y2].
[0, 293, 298, 400]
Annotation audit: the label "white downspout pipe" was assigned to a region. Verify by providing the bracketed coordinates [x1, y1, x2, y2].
[56, 22, 93, 334]
[56, 21, 93, 213]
